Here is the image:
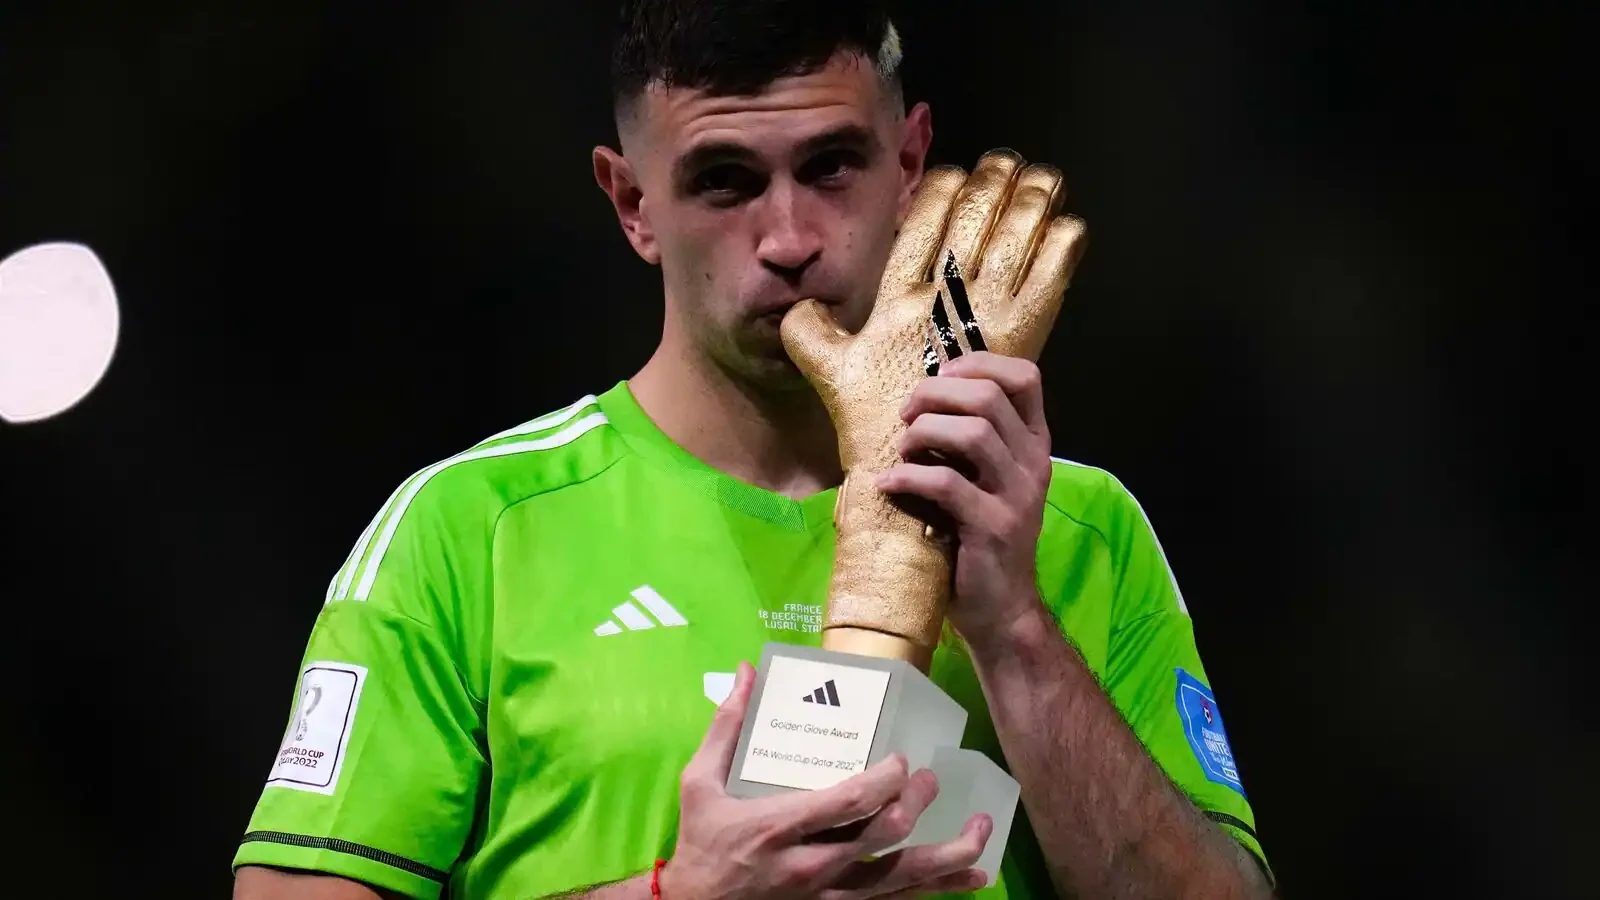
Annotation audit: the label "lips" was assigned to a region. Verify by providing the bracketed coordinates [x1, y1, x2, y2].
[755, 295, 843, 318]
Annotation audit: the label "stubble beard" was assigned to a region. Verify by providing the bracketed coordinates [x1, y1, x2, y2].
[718, 323, 813, 393]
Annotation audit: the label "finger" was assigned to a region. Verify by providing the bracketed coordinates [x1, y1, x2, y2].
[897, 414, 1015, 494]
[976, 164, 1065, 298]
[780, 766, 937, 891]
[936, 149, 1024, 289]
[780, 299, 852, 398]
[826, 813, 993, 899]
[769, 753, 911, 838]
[934, 353, 1048, 438]
[1022, 213, 1089, 298]
[902, 363, 1038, 446]
[852, 869, 989, 900]
[1009, 214, 1088, 361]
[874, 462, 994, 529]
[882, 167, 967, 288]
[846, 767, 940, 856]
[681, 661, 755, 793]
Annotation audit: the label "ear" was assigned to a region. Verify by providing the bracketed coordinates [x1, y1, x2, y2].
[592, 145, 660, 265]
[895, 102, 934, 224]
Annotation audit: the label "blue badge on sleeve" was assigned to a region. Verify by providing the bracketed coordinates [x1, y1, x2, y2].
[1175, 668, 1245, 796]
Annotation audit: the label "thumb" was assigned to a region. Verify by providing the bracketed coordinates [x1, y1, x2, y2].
[688, 661, 757, 789]
[780, 299, 849, 397]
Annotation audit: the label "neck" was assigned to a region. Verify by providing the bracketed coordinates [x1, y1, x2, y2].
[628, 336, 843, 501]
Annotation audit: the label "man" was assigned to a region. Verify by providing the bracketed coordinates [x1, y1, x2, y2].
[232, 2, 1274, 898]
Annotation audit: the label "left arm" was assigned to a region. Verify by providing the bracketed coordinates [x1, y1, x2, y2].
[964, 597, 1271, 899]
[879, 352, 1272, 900]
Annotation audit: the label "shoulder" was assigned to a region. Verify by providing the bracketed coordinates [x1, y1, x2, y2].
[326, 393, 625, 605]
[1043, 456, 1189, 615]
[1043, 455, 1138, 529]
[413, 393, 622, 513]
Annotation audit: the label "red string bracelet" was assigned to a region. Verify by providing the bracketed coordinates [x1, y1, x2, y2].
[651, 858, 667, 899]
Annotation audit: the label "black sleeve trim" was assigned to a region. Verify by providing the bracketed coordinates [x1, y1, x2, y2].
[1203, 813, 1275, 886]
[1203, 811, 1260, 843]
[240, 830, 448, 883]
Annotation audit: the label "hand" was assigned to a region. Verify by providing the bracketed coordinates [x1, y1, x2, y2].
[780, 149, 1086, 654]
[877, 351, 1053, 650]
[662, 663, 993, 900]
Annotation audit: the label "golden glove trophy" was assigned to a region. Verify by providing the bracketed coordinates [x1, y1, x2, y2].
[724, 150, 1088, 885]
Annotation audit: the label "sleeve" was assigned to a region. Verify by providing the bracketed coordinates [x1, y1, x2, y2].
[231, 479, 490, 899]
[1095, 478, 1275, 885]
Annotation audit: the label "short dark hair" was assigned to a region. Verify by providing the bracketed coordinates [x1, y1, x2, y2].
[610, 0, 903, 125]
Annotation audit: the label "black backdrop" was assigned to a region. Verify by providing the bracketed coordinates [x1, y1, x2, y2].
[0, 2, 1588, 897]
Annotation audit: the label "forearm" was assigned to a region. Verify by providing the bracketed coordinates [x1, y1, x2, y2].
[543, 873, 653, 899]
[966, 599, 1271, 900]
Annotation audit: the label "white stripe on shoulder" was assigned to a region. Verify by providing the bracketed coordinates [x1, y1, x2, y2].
[1051, 456, 1190, 617]
[350, 411, 609, 602]
[478, 394, 600, 445]
[326, 394, 598, 604]
[329, 471, 420, 605]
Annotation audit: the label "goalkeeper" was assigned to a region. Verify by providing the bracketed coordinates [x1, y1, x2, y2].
[233, 2, 1274, 898]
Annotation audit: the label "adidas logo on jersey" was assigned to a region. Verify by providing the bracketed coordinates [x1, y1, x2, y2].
[801, 679, 842, 707]
[593, 585, 688, 636]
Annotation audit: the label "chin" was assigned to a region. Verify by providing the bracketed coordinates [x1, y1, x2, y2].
[765, 364, 817, 392]
[745, 354, 814, 392]
[720, 335, 813, 391]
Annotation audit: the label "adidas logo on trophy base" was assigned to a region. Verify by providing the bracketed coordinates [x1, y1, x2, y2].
[801, 679, 842, 706]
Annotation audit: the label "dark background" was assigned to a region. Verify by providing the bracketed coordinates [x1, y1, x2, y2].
[0, 1, 1588, 897]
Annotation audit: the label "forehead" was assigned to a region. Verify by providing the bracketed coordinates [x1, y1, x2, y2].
[635, 55, 888, 158]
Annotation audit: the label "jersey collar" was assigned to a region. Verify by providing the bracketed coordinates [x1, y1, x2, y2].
[596, 381, 838, 533]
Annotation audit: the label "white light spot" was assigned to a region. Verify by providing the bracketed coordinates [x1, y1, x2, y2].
[0, 242, 120, 424]
[703, 672, 735, 705]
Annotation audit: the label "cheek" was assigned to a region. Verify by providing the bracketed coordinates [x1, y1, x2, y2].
[658, 219, 721, 283]
[836, 203, 899, 280]
[841, 184, 900, 256]
[661, 216, 753, 324]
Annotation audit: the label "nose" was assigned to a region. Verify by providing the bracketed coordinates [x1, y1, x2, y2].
[756, 181, 822, 284]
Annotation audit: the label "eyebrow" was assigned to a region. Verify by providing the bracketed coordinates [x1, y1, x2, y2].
[795, 123, 880, 159]
[671, 123, 881, 185]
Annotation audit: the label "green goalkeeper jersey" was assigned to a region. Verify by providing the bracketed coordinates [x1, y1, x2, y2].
[233, 382, 1269, 898]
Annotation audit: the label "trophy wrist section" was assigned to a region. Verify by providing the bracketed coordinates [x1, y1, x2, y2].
[820, 626, 933, 670]
[825, 510, 951, 652]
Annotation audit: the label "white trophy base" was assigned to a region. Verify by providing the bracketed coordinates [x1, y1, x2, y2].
[726, 642, 1019, 887]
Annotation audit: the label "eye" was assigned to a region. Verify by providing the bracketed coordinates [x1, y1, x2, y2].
[691, 164, 766, 205]
[798, 148, 866, 186]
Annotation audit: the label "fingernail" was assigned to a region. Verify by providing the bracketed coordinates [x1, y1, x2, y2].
[969, 870, 988, 889]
